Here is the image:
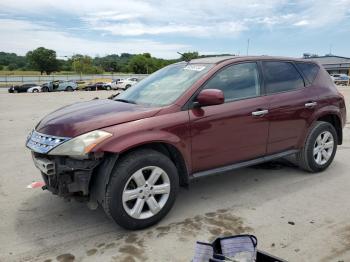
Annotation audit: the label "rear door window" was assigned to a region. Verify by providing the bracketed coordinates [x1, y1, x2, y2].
[295, 62, 320, 84]
[262, 61, 305, 94]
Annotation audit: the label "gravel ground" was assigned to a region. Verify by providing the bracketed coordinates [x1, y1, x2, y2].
[0, 88, 350, 262]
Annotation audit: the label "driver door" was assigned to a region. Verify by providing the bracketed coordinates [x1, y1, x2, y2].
[189, 62, 269, 172]
[53, 81, 61, 91]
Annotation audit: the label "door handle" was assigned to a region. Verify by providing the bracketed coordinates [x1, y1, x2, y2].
[305, 102, 317, 108]
[252, 109, 269, 116]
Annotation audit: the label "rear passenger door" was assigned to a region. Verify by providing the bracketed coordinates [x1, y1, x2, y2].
[262, 61, 320, 154]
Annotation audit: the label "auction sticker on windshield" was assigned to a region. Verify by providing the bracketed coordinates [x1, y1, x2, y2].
[183, 65, 206, 71]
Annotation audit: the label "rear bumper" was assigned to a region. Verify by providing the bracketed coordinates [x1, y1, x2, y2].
[32, 152, 101, 198]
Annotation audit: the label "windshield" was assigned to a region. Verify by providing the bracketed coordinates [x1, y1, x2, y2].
[115, 63, 213, 106]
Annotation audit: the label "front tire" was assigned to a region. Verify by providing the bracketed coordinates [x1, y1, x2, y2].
[297, 121, 337, 172]
[104, 149, 179, 230]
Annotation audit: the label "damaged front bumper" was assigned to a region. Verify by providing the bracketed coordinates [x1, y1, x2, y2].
[32, 152, 101, 198]
[26, 130, 119, 204]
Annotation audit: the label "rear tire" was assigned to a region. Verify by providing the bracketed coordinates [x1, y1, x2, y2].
[296, 121, 337, 173]
[66, 86, 73, 92]
[33, 89, 39, 93]
[42, 86, 49, 92]
[104, 149, 179, 230]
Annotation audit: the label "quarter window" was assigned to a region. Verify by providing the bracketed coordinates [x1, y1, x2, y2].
[203, 63, 260, 102]
[295, 62, 319, 84]
[263, 62, 304, 94]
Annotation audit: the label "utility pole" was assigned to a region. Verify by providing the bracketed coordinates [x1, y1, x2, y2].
[246, 39, 250, 56]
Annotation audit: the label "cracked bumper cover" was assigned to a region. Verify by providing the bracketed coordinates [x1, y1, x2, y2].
[26, 130, 101, 198]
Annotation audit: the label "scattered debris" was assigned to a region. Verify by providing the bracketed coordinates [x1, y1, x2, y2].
[86, 249, 97, 256]
[26, 181, 45, 189]
[288, 221, 295, 225]
[280, 243, 287, 248]
[56, 253, 75, 262]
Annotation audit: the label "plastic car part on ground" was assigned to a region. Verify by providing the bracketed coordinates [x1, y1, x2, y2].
[26, 181, 45, 189]
[193, 235, 285, 262]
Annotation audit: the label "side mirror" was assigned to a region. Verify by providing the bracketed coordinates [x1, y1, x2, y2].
[195, 89, 224, 107]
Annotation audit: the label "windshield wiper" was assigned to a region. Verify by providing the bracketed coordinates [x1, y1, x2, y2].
[114, 98, 136, 104]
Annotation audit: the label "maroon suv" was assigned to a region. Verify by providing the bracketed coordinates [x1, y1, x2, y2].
[26, 56, 346, 229]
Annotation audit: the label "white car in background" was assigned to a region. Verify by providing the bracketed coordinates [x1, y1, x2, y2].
[330, 74, 349, 81]
[27, 85, 43, 93]
[115, 77, 139, 90]
[102, 79, 123, 90]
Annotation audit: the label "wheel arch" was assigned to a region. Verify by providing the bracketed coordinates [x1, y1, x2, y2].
[298, 108, 343, 148]
[117, 142, 190, 187]
[90, 141, 189, 208]
[316, 114, 342, 145]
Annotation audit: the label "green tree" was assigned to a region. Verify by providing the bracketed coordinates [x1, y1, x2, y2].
[26, 47, 59, 75]
[72, 55, 103, 74]
[58, 59, 72, 71]
[93, 54, 121, 72]
[127, 53, 178, 74]
[128, 54, 151, 74]
[0, 52, 27, 68]
[0, 65, 3, 70]
[180, 51, 199, 61]
[7, 63, 18, 71]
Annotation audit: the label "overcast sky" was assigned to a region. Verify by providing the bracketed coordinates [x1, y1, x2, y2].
[0, 0, 349, 58]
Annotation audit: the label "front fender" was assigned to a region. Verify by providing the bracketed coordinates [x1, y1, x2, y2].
[95, 130, 182, 153]
[90, 109, 192, 173]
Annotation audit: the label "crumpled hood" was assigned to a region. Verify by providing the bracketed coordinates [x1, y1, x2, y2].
[36, 99, 161, 137]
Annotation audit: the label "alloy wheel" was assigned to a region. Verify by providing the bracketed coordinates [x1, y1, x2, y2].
[122, 166, 171, 219]
[313, 131, 334, 165]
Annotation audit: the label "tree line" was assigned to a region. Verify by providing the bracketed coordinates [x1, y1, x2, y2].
[0, 47, 212, 75]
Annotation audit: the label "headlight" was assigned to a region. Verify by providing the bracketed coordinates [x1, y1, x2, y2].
[48, 130, 112, 156]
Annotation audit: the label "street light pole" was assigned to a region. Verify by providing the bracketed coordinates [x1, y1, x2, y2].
[246, 39, 250, 56]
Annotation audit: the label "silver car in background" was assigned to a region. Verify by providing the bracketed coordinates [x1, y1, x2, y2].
[41, 80, 78, 92]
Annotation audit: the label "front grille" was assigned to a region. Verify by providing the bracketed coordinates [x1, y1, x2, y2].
[26, 130, 70, 154]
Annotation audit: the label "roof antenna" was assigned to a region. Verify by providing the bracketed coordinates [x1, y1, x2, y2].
[177, 52, 191, 62]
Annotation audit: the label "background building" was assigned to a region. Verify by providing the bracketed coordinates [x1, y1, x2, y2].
[303, 54, 350, 75]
